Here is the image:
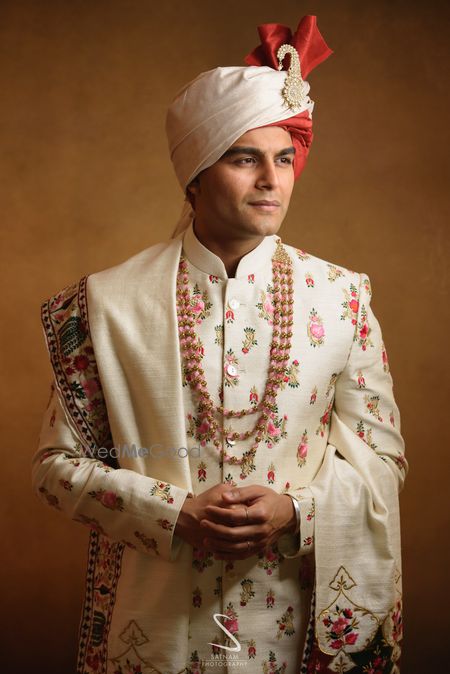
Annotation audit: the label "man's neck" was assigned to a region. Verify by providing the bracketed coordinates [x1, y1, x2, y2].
[192, 221, 265, 278]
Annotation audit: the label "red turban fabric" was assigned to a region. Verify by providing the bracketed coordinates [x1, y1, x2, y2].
[245, 16, 333, 179]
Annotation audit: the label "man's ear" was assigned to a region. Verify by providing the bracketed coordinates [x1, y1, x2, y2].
[186, 176, 200, 209]
[187, 176, 200, 195]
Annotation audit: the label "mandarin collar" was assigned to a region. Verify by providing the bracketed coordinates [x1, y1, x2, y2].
[181, 221, 279, 280]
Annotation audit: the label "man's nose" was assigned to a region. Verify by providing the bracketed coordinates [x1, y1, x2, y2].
[255, 160, 278, 190]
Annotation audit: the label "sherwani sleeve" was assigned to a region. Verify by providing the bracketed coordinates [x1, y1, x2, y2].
[31, 379, 191, 562]
[278, 271, 407, 560]
[332, 272, 407, 485]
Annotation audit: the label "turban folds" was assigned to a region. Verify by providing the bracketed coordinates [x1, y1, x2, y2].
[166, 15, 332, 237]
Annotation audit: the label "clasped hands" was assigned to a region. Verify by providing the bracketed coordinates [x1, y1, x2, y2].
[174, 482, 297, 560]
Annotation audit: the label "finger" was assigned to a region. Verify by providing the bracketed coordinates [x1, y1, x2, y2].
[205, 503, 266, 526]
[200, 519, 266, 542]
[206, 538, 267, 560]
[204, 504, 249, 526]
[220, 485, 268, 504]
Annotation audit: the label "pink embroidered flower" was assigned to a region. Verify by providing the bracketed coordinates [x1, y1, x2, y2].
[331, 639, 344, 650]
[100, 491, 120, 509]
[82, 378, 100, 397]
[225, 308, 235, 321]
[332, 617, 348, 635]
[249, 389, 258, 403]
[349, 299, 359, 314]
[248, 273, 255, 283]
[267, 469, 275, 482]
[192, 298, 205, 313]
[39, 488, 59, 508]
[267, 420, 280, 437]
[345, 632, 358, 645]
[223, 616, 238, 634]
[73, 355, 90, 372]
[49, 292, 65, 311]
[265, 548, 277, 562]
[263, 297, 274, 314]
[309, 321, 325, 340]
[359, 322, 369, 349]
[391, 600, 403, 642]
[198, 419, 210, 434]
[298, 443, 308, 459]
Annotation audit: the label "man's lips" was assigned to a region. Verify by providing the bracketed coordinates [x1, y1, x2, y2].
[248, 200, 281, 211]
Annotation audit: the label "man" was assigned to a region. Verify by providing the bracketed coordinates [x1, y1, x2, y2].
[32, 15, 407, 674]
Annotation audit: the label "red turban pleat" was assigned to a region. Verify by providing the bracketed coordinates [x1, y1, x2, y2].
[245, 15, 332, 179]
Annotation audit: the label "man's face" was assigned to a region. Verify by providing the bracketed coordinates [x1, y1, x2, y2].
[188, 126, 295, 241]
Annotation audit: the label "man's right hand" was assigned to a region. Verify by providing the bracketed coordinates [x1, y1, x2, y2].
[174, 483, 240, 550]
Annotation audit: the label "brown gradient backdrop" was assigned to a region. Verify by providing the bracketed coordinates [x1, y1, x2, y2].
[1, 0, 448, 671]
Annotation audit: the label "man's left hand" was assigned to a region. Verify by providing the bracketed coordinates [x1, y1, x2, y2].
[200, 485, 297, 560]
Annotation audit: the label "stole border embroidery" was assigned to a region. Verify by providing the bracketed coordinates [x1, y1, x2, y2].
[301, 567, 402, 673]
[41, 275, 115, 460]
[41, 275, 125, 674]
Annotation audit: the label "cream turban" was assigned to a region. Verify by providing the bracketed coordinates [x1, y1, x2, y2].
[165, 16, 332, 237]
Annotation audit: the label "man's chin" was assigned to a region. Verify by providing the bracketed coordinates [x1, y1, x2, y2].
[241, 218, 283, 238]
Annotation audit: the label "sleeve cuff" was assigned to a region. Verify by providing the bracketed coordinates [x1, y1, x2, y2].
[277, 487, 315, 558]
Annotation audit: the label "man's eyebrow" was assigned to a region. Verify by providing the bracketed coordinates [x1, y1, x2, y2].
[221, 145, 296, 159]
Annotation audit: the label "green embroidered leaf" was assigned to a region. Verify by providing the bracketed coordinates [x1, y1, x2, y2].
[58, 316, 87, 356]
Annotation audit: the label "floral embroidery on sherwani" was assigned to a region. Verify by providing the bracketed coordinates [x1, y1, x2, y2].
[34, 222, 406, 673]
[307, 308, 325, 346]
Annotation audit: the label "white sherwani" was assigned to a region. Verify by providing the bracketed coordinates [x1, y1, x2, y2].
[32, 222, 406, 673]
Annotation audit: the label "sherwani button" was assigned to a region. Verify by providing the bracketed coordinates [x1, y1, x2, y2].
[226, 364, 237, 376]
[229, 298, 240, 310]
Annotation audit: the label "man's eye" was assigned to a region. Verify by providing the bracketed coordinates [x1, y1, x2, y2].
[278, 156, 293, 165]
[235, 157, 256, 165]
